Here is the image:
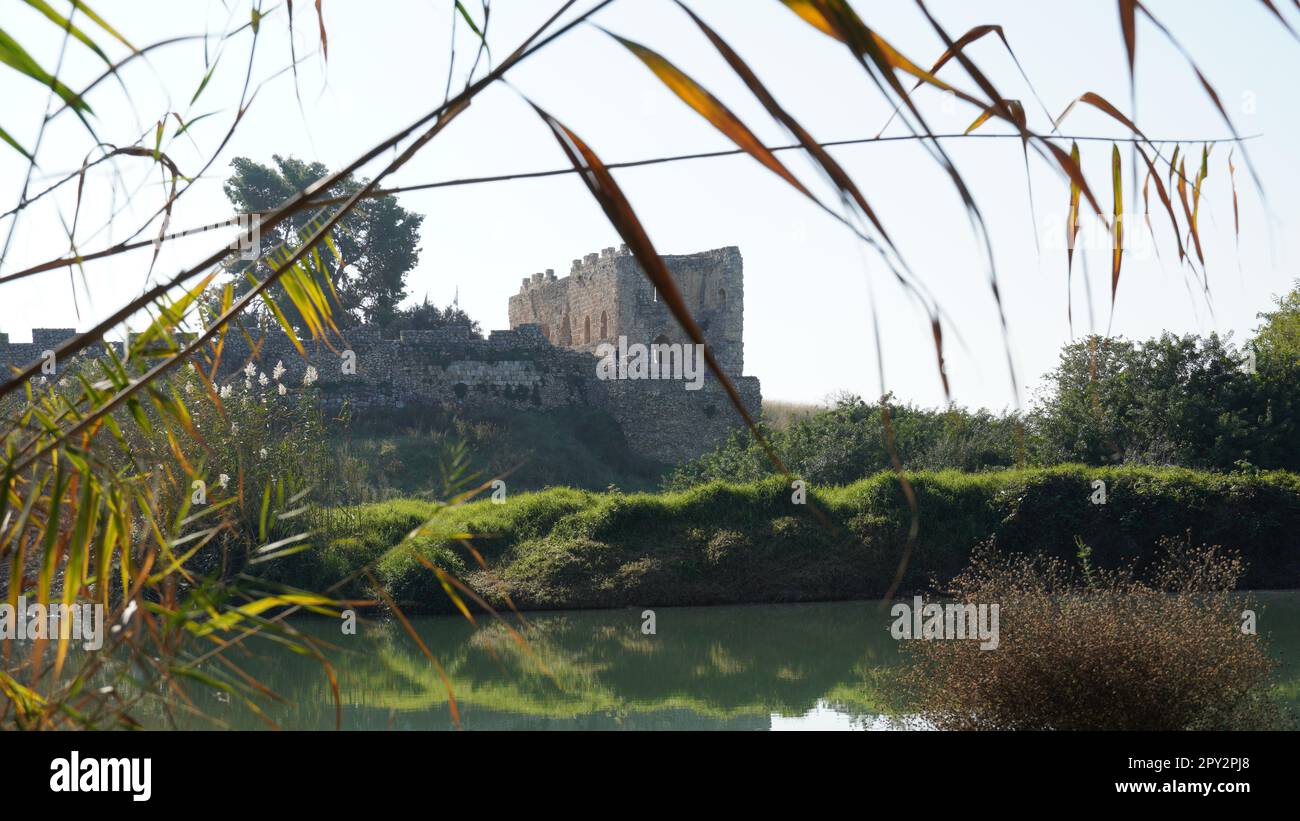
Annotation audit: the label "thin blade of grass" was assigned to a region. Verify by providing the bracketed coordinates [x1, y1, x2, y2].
[0, 27, 93, 113]
[876, 24, 1052, 137]
[314, 0, 328, 61]
[1111, 143, 1124, 311]
[1135, 143, 1187, 265]
[675, 1, 954, 394]
[601, 27, 812, 198]
[1228, 147, 1240, 250]
[1067, 141, 1082, 335]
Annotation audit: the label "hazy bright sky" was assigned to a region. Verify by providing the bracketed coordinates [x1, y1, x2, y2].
[1, 0, 1297, 410]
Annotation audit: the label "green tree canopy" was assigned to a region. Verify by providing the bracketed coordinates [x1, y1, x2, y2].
[1254, 280, 1300, 364]
[223, 155, 424, 329]
[1032, 333, 1260, 469]
[1248, 280, 1300, 468]
[671, 286, 1300, 488]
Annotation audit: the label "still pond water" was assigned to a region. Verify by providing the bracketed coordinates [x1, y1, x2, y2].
[166, 594, 1300, 730]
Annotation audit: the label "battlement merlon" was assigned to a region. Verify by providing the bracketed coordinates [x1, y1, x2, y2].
[517, 245, 634, 294]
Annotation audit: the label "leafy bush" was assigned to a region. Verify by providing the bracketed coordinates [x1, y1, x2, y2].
[667, 393, 1024, 490]
[888, 538, 1288, 730]
[1032, 332, 1265, 469]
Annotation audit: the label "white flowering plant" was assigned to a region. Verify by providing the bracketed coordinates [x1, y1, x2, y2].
[119, 357, 331, 579]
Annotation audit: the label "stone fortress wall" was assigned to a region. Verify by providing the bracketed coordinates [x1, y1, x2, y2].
[0, 329, 124, 376]
[0, 246, 762, 464]
[0, 329, 125, 387]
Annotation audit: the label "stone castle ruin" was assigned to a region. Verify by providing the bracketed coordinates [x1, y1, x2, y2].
[0, 245, 761, 464]
[509, 244, 746, 376]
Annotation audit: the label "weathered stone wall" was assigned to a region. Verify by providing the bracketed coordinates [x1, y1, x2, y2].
[0, 329, 124, 381]
[604, 375, 762, 465]
[510, 248, 623, 355]
[217, 324, 608, 413]
[613, 245, 745, 375]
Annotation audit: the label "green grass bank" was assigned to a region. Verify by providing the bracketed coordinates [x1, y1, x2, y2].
[273, 466, 1300, 613]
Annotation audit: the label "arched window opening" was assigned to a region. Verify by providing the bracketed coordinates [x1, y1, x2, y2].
[600, 311, 609, 339]
[584, 316, 592, 344]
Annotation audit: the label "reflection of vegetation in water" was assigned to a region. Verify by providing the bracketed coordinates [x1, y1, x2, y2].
[1258, 592, 1300, 706]
[156, 592, 1300, 731]
[167, 602, 902, 730]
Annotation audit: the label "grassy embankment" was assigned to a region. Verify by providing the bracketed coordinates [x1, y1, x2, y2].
[273, 465, 1300, 614]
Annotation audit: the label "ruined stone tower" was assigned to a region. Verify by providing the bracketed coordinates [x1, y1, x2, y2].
[508, 245, 746, 377]
[505, 244, 758, 463]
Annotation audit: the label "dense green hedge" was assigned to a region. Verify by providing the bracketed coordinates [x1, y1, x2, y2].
[273, 466, 1300, 613]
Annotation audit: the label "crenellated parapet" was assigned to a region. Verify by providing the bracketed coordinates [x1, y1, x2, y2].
[0, 328, 125, 382]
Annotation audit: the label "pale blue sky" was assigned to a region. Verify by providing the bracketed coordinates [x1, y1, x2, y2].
[1, 0, 1297, 410]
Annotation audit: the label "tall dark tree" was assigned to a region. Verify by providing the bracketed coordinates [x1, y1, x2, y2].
[387, 294, 483, 337]
[223, 155, 424, 329]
